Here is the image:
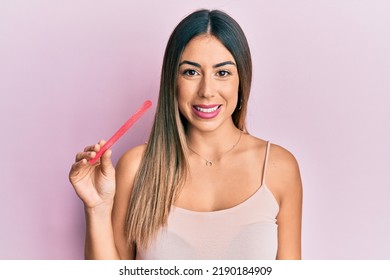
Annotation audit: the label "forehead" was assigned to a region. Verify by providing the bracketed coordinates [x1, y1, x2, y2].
[180, 35, 235, 64]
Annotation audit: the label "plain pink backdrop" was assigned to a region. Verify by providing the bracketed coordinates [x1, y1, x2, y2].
[1, 0, 389, 259]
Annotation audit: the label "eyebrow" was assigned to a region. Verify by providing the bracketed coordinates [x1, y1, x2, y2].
[179, 60, 236, 68]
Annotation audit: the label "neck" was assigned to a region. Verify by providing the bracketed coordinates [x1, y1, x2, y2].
[186, 122, 242, 159]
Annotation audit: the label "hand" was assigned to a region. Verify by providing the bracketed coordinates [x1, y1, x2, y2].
[69, 140, 116, 210]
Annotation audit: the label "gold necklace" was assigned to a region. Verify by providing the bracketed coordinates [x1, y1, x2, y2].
[188, 131, 243, 166]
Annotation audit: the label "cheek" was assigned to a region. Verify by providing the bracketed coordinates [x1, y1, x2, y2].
[176, 84, 186, 106]
[176, 82, 191, 115]
[177, 80, 197, 103]
[221, 81, 239, 101]
[178, 77, 198, 89]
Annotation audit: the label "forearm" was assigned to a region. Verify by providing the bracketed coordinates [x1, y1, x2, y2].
[84, 203, 120, 260]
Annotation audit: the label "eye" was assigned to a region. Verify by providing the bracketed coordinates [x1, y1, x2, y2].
[182, 69, 199, 76]
[217, 70, 231, 77]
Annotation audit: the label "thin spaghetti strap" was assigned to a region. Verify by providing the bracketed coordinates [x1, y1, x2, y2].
[261, 141, 271, 186]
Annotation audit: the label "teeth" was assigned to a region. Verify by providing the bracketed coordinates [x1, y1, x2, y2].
[195, 105, 219, 113]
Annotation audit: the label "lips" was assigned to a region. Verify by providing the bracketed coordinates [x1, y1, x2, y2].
[192, 104, 222, 119]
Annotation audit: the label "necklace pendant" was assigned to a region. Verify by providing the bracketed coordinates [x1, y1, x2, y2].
[206, 161, 213, 166]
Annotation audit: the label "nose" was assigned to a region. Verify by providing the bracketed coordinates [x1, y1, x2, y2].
[198, 75, 215, 98]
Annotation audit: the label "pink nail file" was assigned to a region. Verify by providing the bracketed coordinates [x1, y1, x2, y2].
[89, 100, 152, 164]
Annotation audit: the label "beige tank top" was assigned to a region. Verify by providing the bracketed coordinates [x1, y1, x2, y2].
[136, 142, 279, 259]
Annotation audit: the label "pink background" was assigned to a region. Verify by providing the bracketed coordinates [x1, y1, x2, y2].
[1, 0, 389, 259]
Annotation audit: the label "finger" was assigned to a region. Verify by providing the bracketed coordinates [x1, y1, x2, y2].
[75, 151, 96, 162]
[83, 144, 98, 152]
[69, 158, 88, 181]
[97, 140, 107, 148]
[100, 149, 114, 175]
[87, 140, 107, 164]
[71, 158, 87, 172]
[83, 140, 106, 153]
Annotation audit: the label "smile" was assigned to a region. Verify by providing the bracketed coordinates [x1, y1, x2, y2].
[194, 105, 221, 113]
[192, 104, 222, 119]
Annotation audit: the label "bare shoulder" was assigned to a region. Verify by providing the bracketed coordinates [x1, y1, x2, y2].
[243, 135, 298, 171]
[265, 143, 302, 259]
[266, 143, 302, 205]
[115, 144, 147, 187]
[115, 143, 147, 204]
[113, 143, 146, 259]
[268, 143, 300, 174]
[241, 133, 268, 152]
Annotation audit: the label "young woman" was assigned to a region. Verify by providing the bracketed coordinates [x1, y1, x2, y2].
[69, 9, 302, 260]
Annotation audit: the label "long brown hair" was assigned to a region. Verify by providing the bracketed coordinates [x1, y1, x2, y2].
[126, 9, 253, 249]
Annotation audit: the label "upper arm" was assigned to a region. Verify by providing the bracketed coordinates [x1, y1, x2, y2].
[112, 144, 146, 260]
[267, 144, 303, 260]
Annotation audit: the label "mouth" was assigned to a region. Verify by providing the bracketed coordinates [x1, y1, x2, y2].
[193, 104, 222, 113]
[192, 104, 222, 119]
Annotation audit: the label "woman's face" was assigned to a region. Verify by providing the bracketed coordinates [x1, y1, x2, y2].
[177, 35, 239, 133]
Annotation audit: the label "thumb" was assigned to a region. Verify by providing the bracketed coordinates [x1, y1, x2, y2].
[100, 149, 114, 175]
